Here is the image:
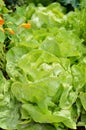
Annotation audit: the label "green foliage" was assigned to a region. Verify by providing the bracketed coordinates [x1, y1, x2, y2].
[63, 0, 86, 43]
[0, 42, 6, 72]
[5, 0, 81, 8]
[58, 0, 80, 8]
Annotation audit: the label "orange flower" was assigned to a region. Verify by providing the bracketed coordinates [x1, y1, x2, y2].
[21, 23, 31, 28]
[0, 19, 4, 26]
[0, 16, 4, 26]
[6, 28, 15, 35]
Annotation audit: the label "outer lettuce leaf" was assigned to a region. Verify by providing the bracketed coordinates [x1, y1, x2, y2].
[0, 71, 19, 129]
[59, 85, 77, 109]
[17, 123, 56, 130]
[31, 3, 64, 28]
[22, 103, 76, 129]
[11, 77, 61, 105]
[6, 46, 30, 82]
[55, 28, 82, 57]
[71, 63, 86, 91]
[80, 92, 86, 111]
[40, 28, 82, 58]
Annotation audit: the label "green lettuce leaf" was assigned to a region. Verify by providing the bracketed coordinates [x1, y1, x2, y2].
[0, 71, 20, 129]
[80, 92, 86, 111]
[6, 46, 30, 82]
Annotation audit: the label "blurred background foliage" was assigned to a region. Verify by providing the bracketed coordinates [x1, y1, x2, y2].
[4, 0, 81, 9]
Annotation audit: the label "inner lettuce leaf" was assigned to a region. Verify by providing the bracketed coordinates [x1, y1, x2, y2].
[71, 63, 86, 91]
[18, 50, 62, 81]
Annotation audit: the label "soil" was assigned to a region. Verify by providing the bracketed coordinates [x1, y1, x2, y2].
[69, 126, 85, 130]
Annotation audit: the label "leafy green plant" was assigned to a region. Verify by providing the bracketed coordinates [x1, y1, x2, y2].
[0, 1, 86, 130]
